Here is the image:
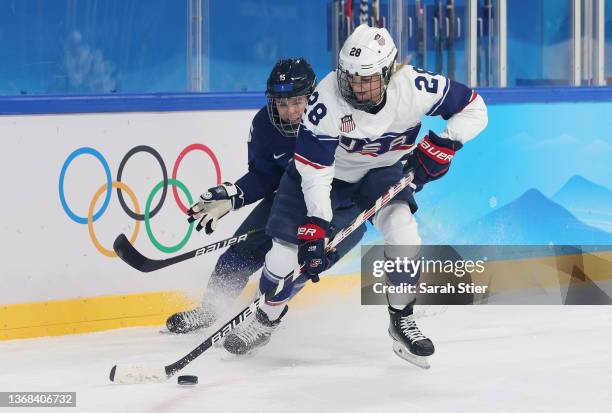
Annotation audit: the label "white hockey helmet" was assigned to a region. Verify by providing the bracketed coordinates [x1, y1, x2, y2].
[337, 24, 397, 110]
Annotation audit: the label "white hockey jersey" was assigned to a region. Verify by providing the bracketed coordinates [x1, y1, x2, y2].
[294, 65, 488, 222]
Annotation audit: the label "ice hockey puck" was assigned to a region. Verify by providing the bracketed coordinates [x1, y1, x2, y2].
[177, 375, 198, 385]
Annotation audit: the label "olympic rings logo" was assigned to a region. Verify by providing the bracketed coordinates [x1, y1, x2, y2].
[59, 144, 221, 257]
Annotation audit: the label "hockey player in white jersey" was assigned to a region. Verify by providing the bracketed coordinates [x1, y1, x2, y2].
[223, 24, 488, 367]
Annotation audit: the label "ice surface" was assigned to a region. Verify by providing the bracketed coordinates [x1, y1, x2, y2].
[1, 294, 611, 412]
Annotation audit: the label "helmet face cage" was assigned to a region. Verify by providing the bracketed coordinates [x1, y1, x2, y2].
[266, 94, 310, 137]
[337, 58, 394, 112]
[266, 58, 316, 137]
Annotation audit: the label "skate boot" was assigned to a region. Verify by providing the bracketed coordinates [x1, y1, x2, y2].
[388, 304, 435, 369]
[166, 306, 216, 334]
[224, 306, 288, 355]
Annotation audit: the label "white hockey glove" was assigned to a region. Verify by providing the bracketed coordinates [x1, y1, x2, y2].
[187, 182, 245, 234]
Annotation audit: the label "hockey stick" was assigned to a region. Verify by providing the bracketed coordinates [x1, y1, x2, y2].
[113, 229, 264, 273]
[109, 174, 414, 384]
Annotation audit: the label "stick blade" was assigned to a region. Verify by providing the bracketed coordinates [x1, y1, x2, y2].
[113, 234, 158, 272]
[109, 364, 169, 384]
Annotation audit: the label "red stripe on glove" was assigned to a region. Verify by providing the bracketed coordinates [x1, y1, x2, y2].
[297, 223, 327, 241]
[417, 136, 456, 165]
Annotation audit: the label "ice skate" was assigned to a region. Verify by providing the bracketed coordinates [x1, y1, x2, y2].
[388, 304, 435, 369]
[223, 306, 288, 355]
[165, 306, 216, 334]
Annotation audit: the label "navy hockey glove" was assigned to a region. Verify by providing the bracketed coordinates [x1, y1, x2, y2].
[403, 130, 463, 191]
[187, 182, 245, 234]
[297, 217, 335, 283]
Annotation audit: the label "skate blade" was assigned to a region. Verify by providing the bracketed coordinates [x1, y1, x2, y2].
[220, 348, 258, 361]
[159, 324, 210, 335]
[158, 328, 204, 335]
[392, 341, 431, 370]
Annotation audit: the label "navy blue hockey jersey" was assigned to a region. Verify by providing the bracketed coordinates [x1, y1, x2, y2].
[234, 107, 297, 205]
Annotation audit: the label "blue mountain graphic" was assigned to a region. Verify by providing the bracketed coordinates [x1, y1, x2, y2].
[450, 188, 612, 245]
[552, 175, 612, 233]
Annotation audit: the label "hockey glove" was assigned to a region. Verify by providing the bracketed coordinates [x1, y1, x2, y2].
[187, 182, 245, 234]
[297, 216, 336, 283]
[403, 130, 463, 192]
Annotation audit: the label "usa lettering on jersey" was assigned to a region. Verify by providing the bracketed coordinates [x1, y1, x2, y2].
[338, 126, 419, 157]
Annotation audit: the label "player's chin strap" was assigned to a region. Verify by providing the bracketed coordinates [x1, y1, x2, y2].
[109, 173, 415, 385]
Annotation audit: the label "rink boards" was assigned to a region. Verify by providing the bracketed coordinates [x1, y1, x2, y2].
[0, 109, 364, 340]
[2, 93, 612, 340]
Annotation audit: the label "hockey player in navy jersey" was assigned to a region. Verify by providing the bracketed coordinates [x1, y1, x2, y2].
[222, 25, 488, 368]
[166, 58, 366, 334]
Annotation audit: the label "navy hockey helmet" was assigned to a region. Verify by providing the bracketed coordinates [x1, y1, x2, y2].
[266, 58, 316, 137]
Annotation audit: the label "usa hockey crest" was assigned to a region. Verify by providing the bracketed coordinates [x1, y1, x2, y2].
[374, 33, 385, 46]
[340, 115, 356, 133]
